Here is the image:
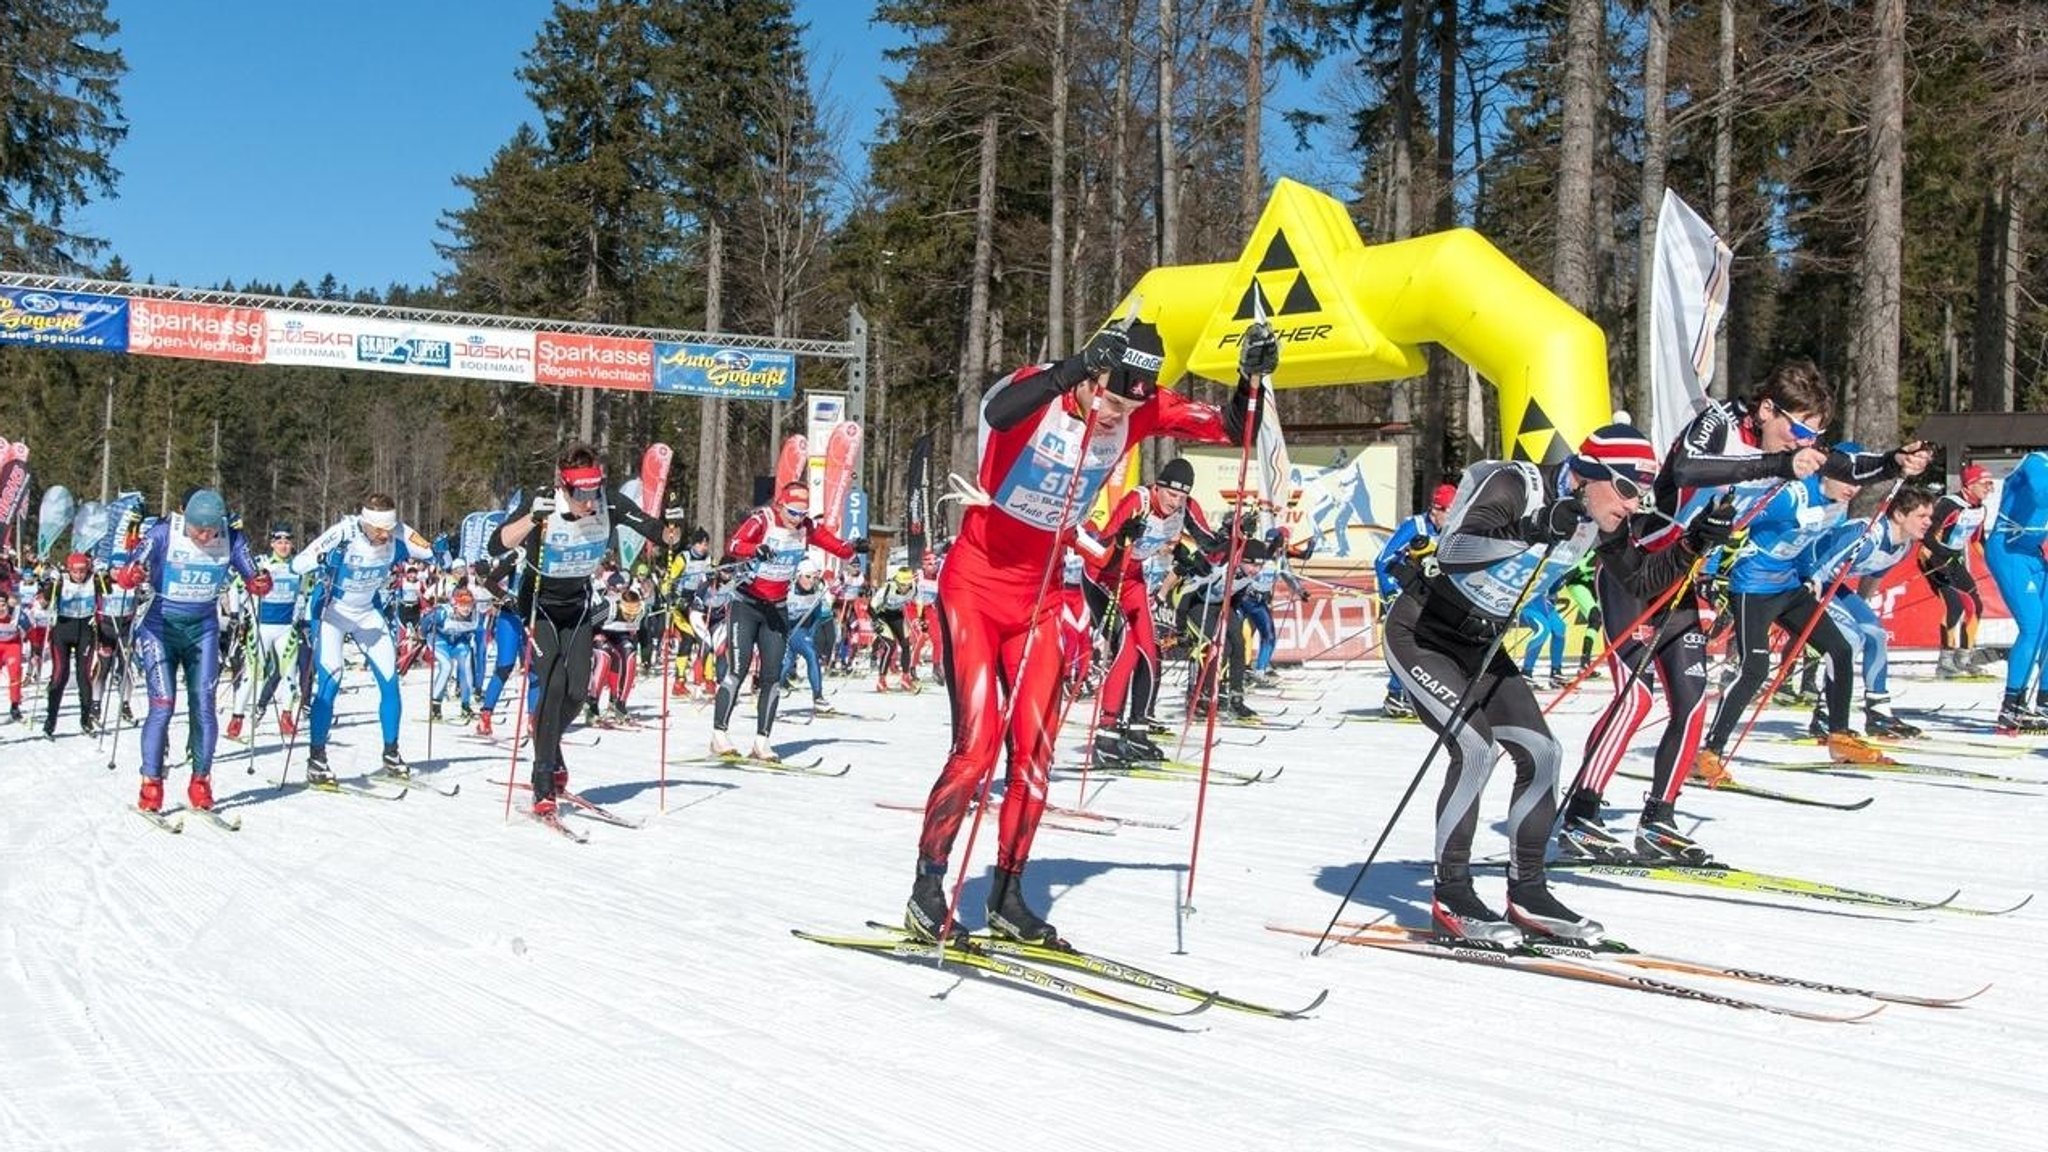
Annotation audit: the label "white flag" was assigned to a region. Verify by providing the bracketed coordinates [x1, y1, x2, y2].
[1649, 189, 1732, 454]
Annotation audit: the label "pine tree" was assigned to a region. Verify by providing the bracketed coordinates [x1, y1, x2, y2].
[0, 0, 125, 271]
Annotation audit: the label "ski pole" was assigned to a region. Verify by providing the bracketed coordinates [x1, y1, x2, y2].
[937, 393, 1105, 958]
[1184, 366, 1268, 913]
[500, 548, 547, 823]
[1725, 476, 1909, 763]
[1310, 538, 1562, 956]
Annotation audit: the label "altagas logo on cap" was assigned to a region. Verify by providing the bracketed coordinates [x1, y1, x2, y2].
[1121, 347, 1164, 374]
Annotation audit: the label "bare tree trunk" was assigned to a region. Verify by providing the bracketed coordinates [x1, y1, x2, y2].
[1635, 0, 1670, 419]
[1385, 0, 1421, 431]
[1241, 0, 1266, 236]
[695, 219, 727, 532]
[1845, 0, 1905, 447]
[1111, 0, 1136, 290]
[1552, 0, 1602, 312]
[1711, 0, 1735, 398]
[1972, 173, 2022, 413]
[1048, 0, 1070, 359]
[952, 111, 1002, 487]
[1432, 0, 1470, 469]
[1157, 0, 1178, 266]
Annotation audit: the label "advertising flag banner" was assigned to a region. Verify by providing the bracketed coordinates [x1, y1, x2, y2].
[0, 286, 129, 351]
[654, 342, 796, 401]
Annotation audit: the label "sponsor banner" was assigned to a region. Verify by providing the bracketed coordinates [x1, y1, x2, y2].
[128, 299, 266, 363]
[0, 287, 129, 351]
[536, 332, 654, 391]
[1871, 544, 2014, 649]
[266, 315, 535, 382]
[806, 393, 848, 517]
[654, 342, 795, 401]
[1269, 584, 1379, 664]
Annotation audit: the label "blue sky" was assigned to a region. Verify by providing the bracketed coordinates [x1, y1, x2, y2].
[76, 0, 910, 293]
[77, 2, 1340, 296]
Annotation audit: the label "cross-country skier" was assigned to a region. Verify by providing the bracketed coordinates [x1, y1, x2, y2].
[711, 478, 864, 760]
[41, 551, 100, 738]
[424, 586, 483, 724]
[114, 489, 266, 813]
[293, 494, 432, 785]
[1985, 449, 2048, 733]
[903, 317, 1265, 947]
[488, 443, 679, 814]
[227, 525, 307, 740]
[1386, 425, 1687, 945]
[1803, 486, 1936, 738]
[1920, 463, 1994, 678]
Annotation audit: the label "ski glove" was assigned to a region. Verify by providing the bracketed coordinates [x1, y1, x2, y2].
[1524, 497, 1585, 543]
[1118, 516, 1146, 543]
[246, 571, 274, 598]
[1686, 494, 1740, 552]
[1238, 321, 1280, 378]
[851, 538, 873, 554]
[113, 565, 143, 590]
[1080, 326, 1129, 376]
[529, 495, 556, 524]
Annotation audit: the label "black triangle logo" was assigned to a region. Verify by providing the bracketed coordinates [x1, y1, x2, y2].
[1280, 272, 1321, 315]
[1233, 280, 1278, 321]
[1258, 231, 1299, 272]
[1521, 400, 1555, 435]
[1511, 438, 1537, 463]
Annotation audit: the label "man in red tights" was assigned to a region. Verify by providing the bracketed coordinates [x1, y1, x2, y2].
[905, 318, 1274, 947]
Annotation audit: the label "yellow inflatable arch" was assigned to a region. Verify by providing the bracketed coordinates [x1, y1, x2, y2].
[1109, 178, 1609, 466]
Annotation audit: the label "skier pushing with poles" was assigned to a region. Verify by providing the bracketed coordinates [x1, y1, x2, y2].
[1384, 425, 1691, 945]
[901, 316, 1268, 949]
[114, 489, 268, 814]
[489, 442, 679, 816]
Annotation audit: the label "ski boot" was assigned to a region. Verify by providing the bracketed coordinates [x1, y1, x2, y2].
[1689, 747, 1734, 789]
[428, 702, 443, 723]
[1381, 694, 1416, 720]
[7, 705, 19, 724]
[475, 710, 494, 738]
[187, 774, 215, 812]
[120, 704, 136, 725]
[1635, 800, 1713, 866]
[1806, 706, 1830, 741]
[710, 729, 739, 758]
[1936, 649, 1964, 679]
[278, 708, 298, 738]
[459, 704, 476, 725]
[225, 713, 245, 741]
[811, 695, 834, 714]
[1862, 694, 1920, 739]
[1093, 729, 1135, 764]
[1226, 696, 1259, 721]
[80, 714, 96, 737]
[138, 777, 165, 813]
[379, 745, 411, 779]
[747, 735, 780, 763]
[1825, 730, 1893, 765]
[1429, 876, 1522, 946]
[987, 867, 1066, 948]
[1995, 693, 2048, 736]
[1117, 725, 1166, 762]
[1507, 878, 1605, 945]
[305, 747, 336, 787]
[904, 863, 965, 945]
[1555, 790, 1633, 864]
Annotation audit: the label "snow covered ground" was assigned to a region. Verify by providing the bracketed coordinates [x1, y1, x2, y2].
[1, 659, 2042, 1152]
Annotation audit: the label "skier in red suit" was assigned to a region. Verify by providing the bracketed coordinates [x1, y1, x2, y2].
[904, 318, 1276, 946]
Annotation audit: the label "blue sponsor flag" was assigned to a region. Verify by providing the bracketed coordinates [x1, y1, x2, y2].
[652, 342, 795, 401]
[0, 287, 129, 351]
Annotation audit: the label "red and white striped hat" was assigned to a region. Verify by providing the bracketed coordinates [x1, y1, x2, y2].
[1569, 423, 1660, 486]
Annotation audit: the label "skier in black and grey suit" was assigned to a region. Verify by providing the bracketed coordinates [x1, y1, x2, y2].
[1383, 423, 1714, 945]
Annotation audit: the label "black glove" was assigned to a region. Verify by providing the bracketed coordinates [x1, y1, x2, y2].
[1686, 493, 1739, 552]
[851, 538, 872, 555]
[1080, 326, 1129, 376]
[1524, 496, 1585, 542]
[1118, 516, 1145, 544]
[1238, 321, 1280, 378]
[529, 495, 556, 524]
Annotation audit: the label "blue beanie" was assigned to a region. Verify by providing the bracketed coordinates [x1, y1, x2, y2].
[184, 489, 227, 531]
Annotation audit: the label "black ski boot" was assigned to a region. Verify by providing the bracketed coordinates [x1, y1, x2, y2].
[1862, 694, 1920, 739]
[986, 867, 1066, 948]
[305, 746, 336, 786]
[1635, 799, 1713, 866]
[1997, 692, 2048, 735]
[1116, 725, 1165, 762]
[1507, 878, 1605, 944]
[1429, 875, 1521, 945]
[1555, 789, 1632, 864]
[379, 745, 410, 779]
[904, 863, 967, 944]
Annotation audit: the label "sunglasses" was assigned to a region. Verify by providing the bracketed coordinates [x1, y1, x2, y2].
[567, 485, 604, 502]
[1585, 460, 1651, 502]
[1776, 407, 1821, 443]
[780, 502, 809, 519]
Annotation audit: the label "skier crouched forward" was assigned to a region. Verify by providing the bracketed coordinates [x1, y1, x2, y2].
[1384, 424, 1719, 945]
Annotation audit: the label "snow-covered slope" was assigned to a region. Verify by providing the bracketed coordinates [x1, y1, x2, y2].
[2, 664, 2041, 1151]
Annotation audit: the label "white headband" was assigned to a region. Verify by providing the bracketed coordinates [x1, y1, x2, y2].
[359, 507, 398, 531]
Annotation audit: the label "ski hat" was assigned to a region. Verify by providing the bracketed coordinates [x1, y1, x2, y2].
[1157, 457, 1195, 493]
[1568, 423, 1660, 488]
[1102, 320, 1166, 402]
[1962, 463, 1989, 487]
[796, 557, 823, 579]
[452, 587, 476, 608]
[691, 527, 710, 545]
[270, 523, 293, 540]
[66, 551, 91, 574]
[184, 488, 227, 532]
[1430, 483, 1458, 510]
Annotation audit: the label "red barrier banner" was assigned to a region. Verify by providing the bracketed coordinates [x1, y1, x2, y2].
[129, 300, 266, 362]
